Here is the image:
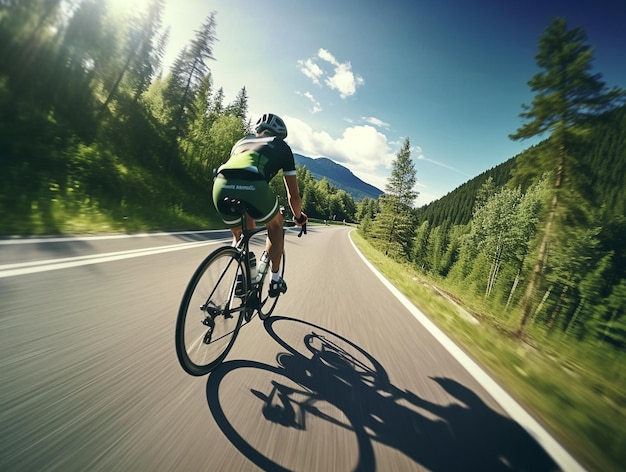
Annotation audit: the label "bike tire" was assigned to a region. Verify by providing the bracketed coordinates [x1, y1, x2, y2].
[175, 246, 246, 376]
[257, 249, 286, 320]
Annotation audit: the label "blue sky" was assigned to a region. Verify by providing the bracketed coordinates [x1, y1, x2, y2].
[143, 0, 626, 205]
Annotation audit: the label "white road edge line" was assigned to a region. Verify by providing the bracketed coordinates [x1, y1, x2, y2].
[348, 230, 585, 472]
[0, 240, 224, 278]
[0, 229, 225, 245]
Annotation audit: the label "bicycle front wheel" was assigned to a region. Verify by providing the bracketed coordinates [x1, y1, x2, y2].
[176, 247, 246, 376]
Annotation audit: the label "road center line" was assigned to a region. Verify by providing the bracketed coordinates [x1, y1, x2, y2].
[0, 229, 225, 245]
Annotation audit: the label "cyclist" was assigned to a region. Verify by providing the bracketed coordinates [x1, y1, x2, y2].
[212, 113, 307, 297]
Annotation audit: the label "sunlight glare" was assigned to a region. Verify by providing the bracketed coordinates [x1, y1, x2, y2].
[106, 0, 153, 18]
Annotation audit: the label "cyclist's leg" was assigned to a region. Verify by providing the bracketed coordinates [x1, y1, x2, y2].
[241, 182, 282, 269]
[264, 211, 287, 299]
[265, 211, 284, 272]
[242, 184, 286, 298]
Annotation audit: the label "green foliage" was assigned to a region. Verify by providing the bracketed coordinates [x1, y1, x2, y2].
[413, 104, 626, 345]
[360, 19, 626, 353]
[264, 166, 357, 223]
[369, 194, 413, 259]
[416, 158, 515, 227]
[593, 279, 626, 349]
[463, 179, 546, 297]
[510, 18, 625, 141]
[581, 106, 626, 217]
[422, 223, 450, 275]
[356, 197, 379, 222]
[411, 220, 430, 266]
[508, 17, 625, 336]
[368, 138, 418, 259]
[0, 2, 255, 234]
[224, 86, 249, 122]
[268, 169, 288, 215]
[385, 137, 418, 206]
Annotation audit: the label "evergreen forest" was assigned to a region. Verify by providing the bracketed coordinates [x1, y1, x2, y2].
[361, 25, 626, 351]
[0, 0, 357, 236]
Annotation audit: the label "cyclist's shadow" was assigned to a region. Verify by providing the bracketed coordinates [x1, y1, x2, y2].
[206, 316, 558, 472]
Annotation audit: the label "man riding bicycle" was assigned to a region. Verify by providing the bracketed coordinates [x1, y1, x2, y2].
[212, 113, 307, 298]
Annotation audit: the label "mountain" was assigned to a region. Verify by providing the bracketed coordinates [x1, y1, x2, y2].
[294, 154, 383, 201]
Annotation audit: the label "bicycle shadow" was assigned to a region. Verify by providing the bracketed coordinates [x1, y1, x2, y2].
[206, 316, 558, 471]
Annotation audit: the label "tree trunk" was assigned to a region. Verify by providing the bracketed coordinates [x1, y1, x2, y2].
[515, 145, 564, 337]
[98, 45, 140, 119]
[486, 244, 502, 297]
[167, 58, 200, 170]
[505, 269, 521, 310]
[565, 297, 584, 336]
[547, 284, 568, 329]
[531, 285, 553, 324]
[385, 213, 397, 256]
[515, 220, 552, 336]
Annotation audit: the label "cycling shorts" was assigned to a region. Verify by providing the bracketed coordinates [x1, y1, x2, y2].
[212, 172, 280, 227]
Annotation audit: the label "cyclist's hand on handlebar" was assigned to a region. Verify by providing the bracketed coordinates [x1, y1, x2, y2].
[293, 212, 308, 226]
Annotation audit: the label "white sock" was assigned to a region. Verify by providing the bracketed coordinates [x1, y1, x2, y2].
[271, 271, 280, 282]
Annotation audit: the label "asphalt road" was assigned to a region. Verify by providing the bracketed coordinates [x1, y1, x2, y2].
[0, 226, 578, 471]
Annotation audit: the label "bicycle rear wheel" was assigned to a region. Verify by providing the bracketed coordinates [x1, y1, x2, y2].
[176, 247, 246, 376]
[257, 249, 285, 320]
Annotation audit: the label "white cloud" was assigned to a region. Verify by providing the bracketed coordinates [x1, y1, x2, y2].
[283, 116, 443, 206]
[301, 91, 322, 113]
[297, 58, 324, 85]
[285, 116, 394, 172]
[361, 116, 391, 128]
[298, 48, 364, 99]
[317, 48, 338, 65]
[325, 62, 364, 99]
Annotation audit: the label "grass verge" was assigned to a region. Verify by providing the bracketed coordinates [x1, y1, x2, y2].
[0, 195, 220, 236]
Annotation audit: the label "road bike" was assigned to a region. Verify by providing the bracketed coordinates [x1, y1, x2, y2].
[175, 197, 286, 376]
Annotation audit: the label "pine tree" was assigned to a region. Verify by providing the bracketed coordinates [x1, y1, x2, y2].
[163, 12, 217, 169]
[98, 0, 167, 116]
[509, 17, 625, 336]
[183, 74, 213, 178]
[225, 86, 248, 122]
[372, 137, 418, 258]
[386, 137, 418, 207]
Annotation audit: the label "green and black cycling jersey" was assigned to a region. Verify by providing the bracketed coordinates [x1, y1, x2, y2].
[217, 135, 296, 182]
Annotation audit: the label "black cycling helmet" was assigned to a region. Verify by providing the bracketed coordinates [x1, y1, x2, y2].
[254, 113, 288, 139]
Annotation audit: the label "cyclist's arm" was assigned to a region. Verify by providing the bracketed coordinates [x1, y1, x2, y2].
[283, 174, 305, 222]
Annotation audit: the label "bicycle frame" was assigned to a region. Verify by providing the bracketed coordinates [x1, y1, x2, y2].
[234, 211, 270, 294]
[175, 198, 287, 375]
